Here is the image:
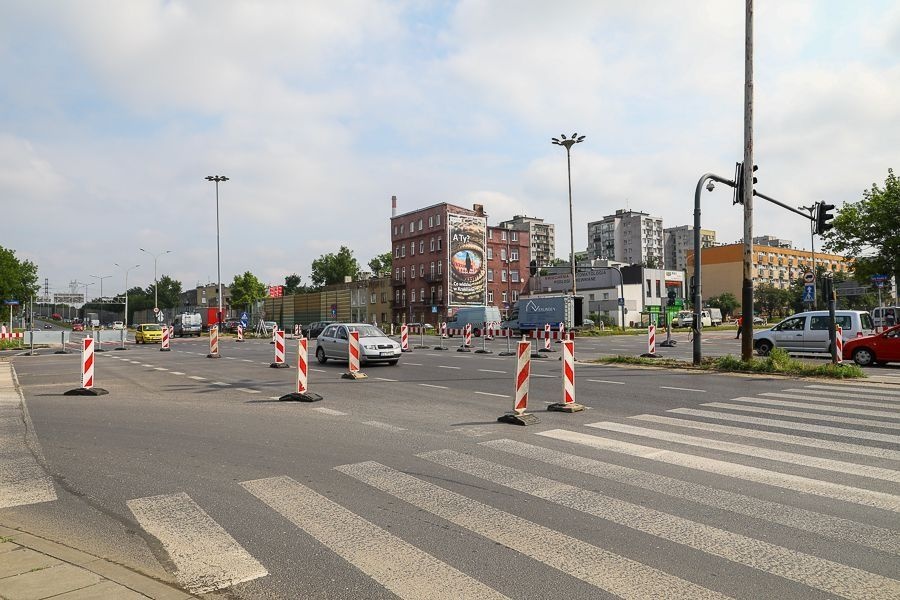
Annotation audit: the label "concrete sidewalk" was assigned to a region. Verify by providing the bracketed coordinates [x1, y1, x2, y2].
[0, 524, 196, 600]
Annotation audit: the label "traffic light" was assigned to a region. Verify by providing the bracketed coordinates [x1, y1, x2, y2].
[814, 201, 835, 235]
[667, 289, 676, 307]
[529, 260, 538, 276]
[732, 162, 758, 205]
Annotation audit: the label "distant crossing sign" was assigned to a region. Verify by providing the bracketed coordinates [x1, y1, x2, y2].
[802, 284, 815, 303]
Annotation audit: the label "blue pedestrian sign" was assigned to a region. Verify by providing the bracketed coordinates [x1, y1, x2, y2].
[240, 311, 248, 328]
[802, 284, 815, 302]
[617, 297, 625, 306]
[3, 300, 19, 305]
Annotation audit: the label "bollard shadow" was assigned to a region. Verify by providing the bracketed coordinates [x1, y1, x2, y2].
[449, 421, 501, 427]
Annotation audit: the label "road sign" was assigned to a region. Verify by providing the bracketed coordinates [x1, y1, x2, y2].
[3, 300, 19, 305]
[617, 297, 625, 306]
[156, 312, 164, 323]
[803, 271, 815, 284]
[240, 311, 249, 327]
[331, 303, 337, 317]
[871, 274, 889, 283]
[153, 307, 160, 314]
[431, 306, 438, 313]
[875, 280, 885, 288]
[802, 284, 815, 303]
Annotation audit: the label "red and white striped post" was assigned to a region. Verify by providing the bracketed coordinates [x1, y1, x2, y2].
[400, 323, 410, 352]
[835, 325, 843, 364]
[236, 324, 244, 342]
[207, 325, 220, 358]
[556, 322, 565, 344]
[434, 321, 448, 350]
[441, 322, 448, 338]
[485, 321, 494, 340]
[539, 322, 555, 352]
[548, 339, 584, 412]
[160, 325, 171, 351]
[270, 326, 277, 344]
[270, 330, 289, 368]
[458, 323, 473, 352]
[342, 329, 368, 379]
[642, 324, 657, 357]
[64, 336, 109, 396]
[498, 340, 540, 425]
[278, 337, 324, 401]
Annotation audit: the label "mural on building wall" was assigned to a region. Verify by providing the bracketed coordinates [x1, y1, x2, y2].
[448, 213, 487, 305]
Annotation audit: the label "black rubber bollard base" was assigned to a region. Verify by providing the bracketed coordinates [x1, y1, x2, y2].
[160, 348, 171, 352]
[401, 348, 413, 353]
[54, 349, 70, 354]
[497, 412, 540, 426]
[279, 392, 324, 402]
[236, 339, 244, 343]
[530, 352, 546, 359]
[95, 348, 107, 352]
[639, 353, 660, 358]
[64, 387, 109, 396]
[207, 353, 220, 359]
[547, 402, 585, 413]
[342, 371, 368, 380]
[114, 347, 127, 351]
[414, 345, 429, 349]
[539, 348, 556, 353]
[270, 362, 290, 369]
[474, 349, 493, 354]
[433, 346, 448, 350]
[498, 351, 516, 356]
[659, 340, 677, 347]
[457, 347, 472, 353]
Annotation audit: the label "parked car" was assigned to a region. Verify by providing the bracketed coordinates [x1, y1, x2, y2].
[753, 310, 874, 356]
[843, 324, 900, 366]
[72, 323, 84, 332]
[871, 306, 899, 329]
[135, 324, 164, 344]
[173, 313, 202, 337]
[112, 321, 124, 330]
[307, 321, 334, 338]
[316, 323, 401, 365]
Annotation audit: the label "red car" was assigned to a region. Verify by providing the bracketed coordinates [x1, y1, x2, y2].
[72, 323, 84, 332]
[844, 324, 900, 366]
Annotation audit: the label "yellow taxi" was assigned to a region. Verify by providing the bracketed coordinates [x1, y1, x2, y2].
[135, 324, 164, 344]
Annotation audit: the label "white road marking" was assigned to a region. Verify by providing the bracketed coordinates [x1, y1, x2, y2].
[474, 391, 509, 398]
[241, 476, 507, 600]
[538, 429, 900, 513]
[404, 362, 423, 366]
[313, 407, 347, 416]
[587, 379, 625, 385]
[452, 427, 496, 437]
[668, 407, 900, 444]
[703, 401, 900, 431]
[141, 364, 154, 368]
[170, 371, 185, 375]
[242, 359, 253, 363]
[362, 420, 406, 432]
[421, 449, 900, 599]
[225, 357, 236, 360]
[235, 388, 260, 394]
[419, 383, 448, 389]
[764, 391, 900, 410]
[188, 376, 206, 381]
[805, 384, 900, 397]
[336, 461, 729, 600]
[478, 369, 507, 374]
[632, 414, 900, 461]
[531, 373, 554, 378]
[660, 386, 706, 393]
[374, 377, 398, 382]
[720, 396, 900, 419]
[153, 367, 168, 371]
[212, 382, 229, 386]
[483, 438, 900, 556]
[586, 421, 900, 484]
[438, 365, 461, 370]
[126, 492, 267, 593]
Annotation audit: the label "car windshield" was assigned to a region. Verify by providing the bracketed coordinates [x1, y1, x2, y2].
[860, 313, 874, 330]
[144, 325, 162, 331]
[348, 325, 386, 338]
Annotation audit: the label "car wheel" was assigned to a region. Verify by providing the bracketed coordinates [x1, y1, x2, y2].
[852, 348, 875, 367]
[316, 347, 328, 364]
[755, 340, 772, 356]
[388, 360, 399, 365]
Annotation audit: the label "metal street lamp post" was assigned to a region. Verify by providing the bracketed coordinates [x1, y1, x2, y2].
[139, 248, 172, 311]
[114, 263, 140, 330]
[551, 133, 585, 296]
[205, 175, 229, 327]
[90, 274, 111, 351]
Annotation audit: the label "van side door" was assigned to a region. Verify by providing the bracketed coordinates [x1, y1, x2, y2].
[772, 316, 806, 351]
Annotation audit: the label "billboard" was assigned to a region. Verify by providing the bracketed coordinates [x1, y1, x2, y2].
[448, 213, 487, 306]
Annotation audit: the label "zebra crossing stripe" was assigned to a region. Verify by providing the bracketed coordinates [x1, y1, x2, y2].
[537, 429, 900, 513]
[717, 397, 900, 420]
[481, 438, 900, 556]
[631, 414, 900, 461]
[703, 402, 900, 431]
[240, 476, 507, 600]
[420, 449, 900, 599]
[668, 407, 900, 445]
[336, 461, 730, 600]
[586, 421, 900, 484]
[805, 384, 900, 397]
[764, 391, 900, 410]
[126, 492, 268, 593]
[362, 421, 406, 432]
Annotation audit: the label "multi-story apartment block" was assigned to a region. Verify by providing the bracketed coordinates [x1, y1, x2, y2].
[588, 209, 663, 266]
[752, 235, 792, 248]
[486, 225, 530, 317]
[664, 225, 717, 271]
[498, 215, 555, 268]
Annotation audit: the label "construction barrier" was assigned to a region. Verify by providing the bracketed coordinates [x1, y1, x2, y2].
[556, 322, 565, 344]
[236, 324, 244, 342]
[548, 339, 584, 413]
[434, 322, 448, 351]
[498, 340, 539, 425]
[0, 331, 23, 340]
[271, 326, 277, 344]
[279, 338, 323, 402]
[270, 330, 289, 368]
[540, 323, 554, 352]
[484, 322, 494, 340]
[836, 325, 843, 364]
[458, 323, 473, 352]
[342, 329, 367, 379]
[640, 324, 658, 358]
[400, 324, 410, 352]
[207, 325, 220, 358]
[160, 325, 171, 351]
[64, 337, 108, 396]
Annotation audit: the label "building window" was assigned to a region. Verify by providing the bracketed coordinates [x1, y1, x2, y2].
[401, 289, 406, 303]
[487, 269, 494, 282]
[511, 270, 519, 283]
[409, 221, 414, 232]
[512, 290, 518, 301]
[420, 264, 424, 277]
[430, 287, 435, 302]
[486, 247, 493, 260]
[394, 268, 400, 280]
[393, 225, 398, 236]
[488, 229, 493, 240]
[511, 231, 517, 242]
[437, 260, 443, 275]
[428, 216, 433, 228]
[395, 289, 400, 302]
[488, 290, 494, 303]
[501, 230, 507, 241]
[401, 246, 406, 257]
[411, 289, 416, 302]
[394, 246, 399, 258]
[400, 224, 405, 234]
[501, 270, 507, 282]
[500, 248, 507, 261]
[510, 249, 519, 261]
[430, 238, 435, 251]
[501, 291, 508, 303]
[420, 287, 424, 302]
[435, 213, 441, 226]
[438, 285, 443, 300]
[370, 293, 376, 304]
[419, 240, 424, 254]
[401, 267, 406, 279]
[411, 266, 416, 279]
[437, 237, 443, 250]
[646, 279, 652, 297]
[656, 280, 661, 298]
[430, 261, 435, 276]
[418, 218, 423, 231]
[410, 242, 415, 256]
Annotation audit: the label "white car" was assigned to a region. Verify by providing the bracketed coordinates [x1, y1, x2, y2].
[112, 321, 124, 330]
[753, 310, 874, 356]
[316, 323, 401, 365]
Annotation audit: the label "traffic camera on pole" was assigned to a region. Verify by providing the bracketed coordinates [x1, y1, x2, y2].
[814, 202, 836, 235]
[732, 162, 758, 205]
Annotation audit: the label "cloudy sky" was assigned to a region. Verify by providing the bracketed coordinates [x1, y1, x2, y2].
[2, 0, 898, 298]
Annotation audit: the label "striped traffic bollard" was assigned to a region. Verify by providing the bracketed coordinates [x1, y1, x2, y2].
[485, 322, 494, 341]
[279, 338, 323, 402]
[236, 324, 244, 342]
[539, 323, 555, 353]
[642, 324, 658, 358]
[555, 322, 565, 344]
[270, 326, 277, 344]
[270, 330, 289, 368]
[160, 325, 171, 352]
[400, 324, 411, 352]
[475, 322, 493, 354]
[207, 325, 220, 358]
[65, 337, 108, 396]
[342, 329, 368, 379]
[835, 325, 843, 364]
[498, 340, 540, 426]
[548, 339, 585, 413]
[458, 323, 473, 352]
[434, 322, 448, 350]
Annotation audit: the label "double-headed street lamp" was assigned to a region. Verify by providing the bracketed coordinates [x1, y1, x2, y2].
[114, 263, 140, 329]
[90, 274, 111, 326]
[205, 175, 229, 327]
[551, 133, 585, 296]
[139, 248, 172, 310]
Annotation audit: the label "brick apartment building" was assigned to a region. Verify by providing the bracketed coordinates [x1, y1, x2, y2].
[390, 199, 531, 325]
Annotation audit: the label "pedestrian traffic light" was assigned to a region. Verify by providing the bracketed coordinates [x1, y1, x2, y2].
[529, 260, 538, 276]
[814, 201, 836, 235]
[667, 289, 676, 306]
[732, 162, 758, 205]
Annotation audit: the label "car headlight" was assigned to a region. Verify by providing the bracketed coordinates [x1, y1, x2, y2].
[363, 344, 376, 350]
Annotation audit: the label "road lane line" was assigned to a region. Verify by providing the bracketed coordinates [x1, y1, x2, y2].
[587, 379, 625, 385]
[537, 429, 900, 513]
[235, 388, 260, 394]
[660, 386, 706, 393]
[421, 449, 899, 599]
[141, 364, 154, 368]
[240, 476, 507, 600]
[212, 382, 229, 387]
[720, 396, 900, 419]
[225, 357, 236, 360]
[474, 391, 508, 398]
[170, 371, 185, 375]
[632, 414, 900, 461]
[374, 377, 398, 382]
[336, 461, 729, 599]
[478, 369, 507, 374]
[805, 384, 900, 397]
[313, 407, 347, 416]
[404, 362, 423, 366]
[668, 408, 900, 444]
[483, 438, 900, 556]
[188, 376, 206, 381]
[362, 421, 406, 432]
[763, 391, 900, 410]
[242, 359, 253, 363]
[531, 373, 554, 378]
[438, 365, 461, 370]
[154, 367, 168, 371]
[703, 401, 900, 431]
[586, 421, 900, 484]
[419, 383, 448, 389]
[126, 492, 267, 593]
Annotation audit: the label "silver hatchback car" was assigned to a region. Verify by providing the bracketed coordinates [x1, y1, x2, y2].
[316, 323, 402, 365]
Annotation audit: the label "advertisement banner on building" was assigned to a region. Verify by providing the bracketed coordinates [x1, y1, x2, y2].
[448, 213, 487, 305]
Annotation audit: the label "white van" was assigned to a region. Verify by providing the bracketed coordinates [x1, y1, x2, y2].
[872, 306, 900, 329]
[447, 306, 502, 337]
[753, 310, 874, 356]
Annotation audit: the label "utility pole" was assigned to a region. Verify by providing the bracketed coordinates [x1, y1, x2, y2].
[741, 0, 755, 361]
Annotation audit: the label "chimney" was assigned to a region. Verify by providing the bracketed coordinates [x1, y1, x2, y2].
[391, 195, 397, 217]
[473, 203, 484, 216]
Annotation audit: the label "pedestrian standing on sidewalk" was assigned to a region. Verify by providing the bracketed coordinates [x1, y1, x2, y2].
[735, 315, 743, 339]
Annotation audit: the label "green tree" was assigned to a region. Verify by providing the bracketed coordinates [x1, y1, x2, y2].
[823, 168, 900, 292]
[125, 286, 152, 322]
[147, 275, 182, 309]
[368, 252, 393, 277]
[754, 284, 792, 318]
[311, 246, 360, 286]
[284, 273, 303, 295]
[706, 292, 740, 318]
[0, 245, 39, 303]
[230, 271, 267, 310]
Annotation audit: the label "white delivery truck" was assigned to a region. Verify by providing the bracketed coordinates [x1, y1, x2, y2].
[502, 295, 583, 335]
[446, 306, 503, 337]
[173, 313, 203, 337]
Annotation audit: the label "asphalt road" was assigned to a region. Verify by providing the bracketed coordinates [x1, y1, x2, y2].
[3, 334, 899, 599]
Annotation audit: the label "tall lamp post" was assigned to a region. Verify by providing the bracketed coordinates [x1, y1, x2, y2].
[139, 248, 172, 311]
[75, 281, 94, 323]
[114, 263, 140, 329]
[551, 133, 585, 296]
[205, 175, 229, 327]
[90, 274, 111, 322]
